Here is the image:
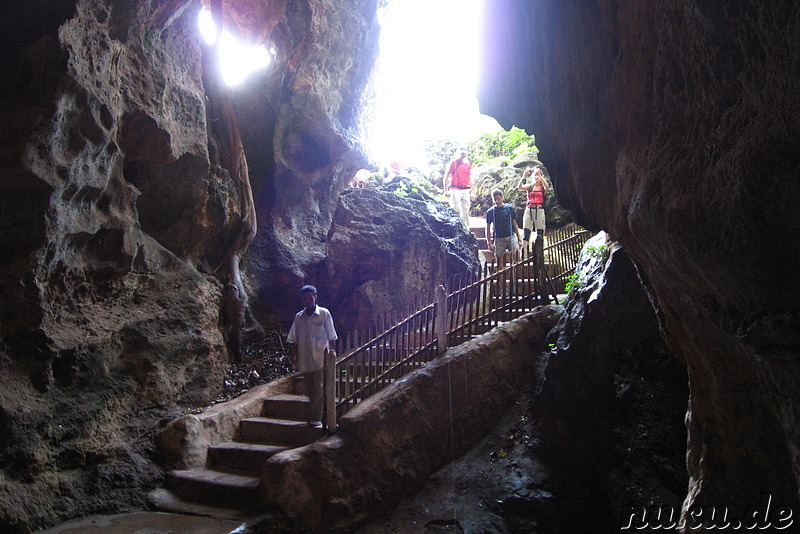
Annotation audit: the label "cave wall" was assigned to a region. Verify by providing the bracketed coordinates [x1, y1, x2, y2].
[0, 1, 234, 530]
[0, 0, 484, 529]
[480, 0, 800, 523]
[241, 0, 383, 328]
[0, 0, 386, 530]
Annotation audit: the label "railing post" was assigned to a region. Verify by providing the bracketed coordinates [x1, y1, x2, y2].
[535, 236, 547, 303]
[436, 284, 448, 354]
[323, 348, 337, 433]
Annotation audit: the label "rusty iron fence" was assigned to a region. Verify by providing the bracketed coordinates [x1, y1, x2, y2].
[542, 222, 592, 293]
[330, 238, 560, 421]
[323, 224, 591, 429]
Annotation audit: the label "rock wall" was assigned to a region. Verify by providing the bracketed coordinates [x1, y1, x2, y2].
[326, 188, 478, 333]
[538, 233, 663, 463]
[0, 0, 480, 531]
[0, 2, 233, 530]
[480, 0, 800, 525]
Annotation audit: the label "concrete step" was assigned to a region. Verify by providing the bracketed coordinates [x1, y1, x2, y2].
[207, 442, 290, 472]
[262, 393, 310, 421]
[471, 226, 487, 239]
[167, 468, 260, 509]
[239, 417, 324, 447]
[147, 488, 262, 522]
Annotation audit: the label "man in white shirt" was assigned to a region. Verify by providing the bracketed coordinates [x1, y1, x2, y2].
[286, 285, 338, 426]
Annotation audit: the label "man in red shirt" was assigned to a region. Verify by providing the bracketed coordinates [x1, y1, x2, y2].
[444, 148, 472, 227]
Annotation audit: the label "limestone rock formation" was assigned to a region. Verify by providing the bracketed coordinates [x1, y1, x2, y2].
[0, 0, 478, 531]
[538, 233, 670, 464]
[480, 0, 800, 524]
[326, 188, 479, 333]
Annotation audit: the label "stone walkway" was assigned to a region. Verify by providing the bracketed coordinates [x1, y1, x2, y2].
[36, 511, 243, 534]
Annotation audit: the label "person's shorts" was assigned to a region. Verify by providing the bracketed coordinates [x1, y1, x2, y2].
[523, 206, 546, 233]
[494, 236, 519, 256]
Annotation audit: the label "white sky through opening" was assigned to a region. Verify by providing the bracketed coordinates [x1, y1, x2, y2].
[198, 9, 272, 87]
[367, 0, 500, 169]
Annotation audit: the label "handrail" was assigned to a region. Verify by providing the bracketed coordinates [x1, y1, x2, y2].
[327, 224, 591, 426]
[544, 229, 591, 249]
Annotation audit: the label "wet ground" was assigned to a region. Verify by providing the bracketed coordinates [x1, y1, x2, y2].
[352, 392, 551, 534]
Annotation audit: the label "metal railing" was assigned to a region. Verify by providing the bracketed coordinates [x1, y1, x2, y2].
[322, 224, 591, 430]
[328, 240, 556, 423]
[542, 222, 592, 293]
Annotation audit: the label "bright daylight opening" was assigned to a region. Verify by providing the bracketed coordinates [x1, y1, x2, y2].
[198, 8, 272, 87]
[366, 0, 501, 169]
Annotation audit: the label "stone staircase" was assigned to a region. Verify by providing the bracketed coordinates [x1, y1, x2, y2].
[468, 216, 494, 263]
[468, 216, 561, 306]
[149, 390, 323, 520]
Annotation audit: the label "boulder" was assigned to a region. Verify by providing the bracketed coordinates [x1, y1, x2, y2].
[326, 188, 479, 333]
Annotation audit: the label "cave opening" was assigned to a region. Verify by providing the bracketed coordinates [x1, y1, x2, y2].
[197, 7, 274, 87]
[366, 0, 500, 169]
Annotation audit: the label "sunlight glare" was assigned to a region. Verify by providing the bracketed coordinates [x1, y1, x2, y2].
[367, 0, 500, 168]
[198, 8, 272, 87]
[198, 9, 217, 46]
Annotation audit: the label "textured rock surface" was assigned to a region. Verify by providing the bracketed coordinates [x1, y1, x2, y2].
[0, 2, 232, 530]
[0, 0, 451, 531]
[326, 188, 479, 332]
[538, 233, 663, 462]
[481, 0, 800, 523]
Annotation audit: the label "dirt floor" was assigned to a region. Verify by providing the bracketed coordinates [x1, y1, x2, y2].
[212, 330, 294, 406]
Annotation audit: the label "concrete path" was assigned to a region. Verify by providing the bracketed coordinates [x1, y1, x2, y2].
[36, 511, 243, 534]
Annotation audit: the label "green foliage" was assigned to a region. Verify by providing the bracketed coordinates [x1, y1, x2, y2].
[423, 138, 461, 187]
[423, 127, 538, 186]
[584, 244, 609, 259]
[367, 172, 384, 187]
[392, 181, 420, 198]
[564, 272, 585, 294]
[467, 126, 538, 166]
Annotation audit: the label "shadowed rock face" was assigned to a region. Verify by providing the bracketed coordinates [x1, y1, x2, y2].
[480, 0, 800, 519]
[326, 188, 478, 333]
